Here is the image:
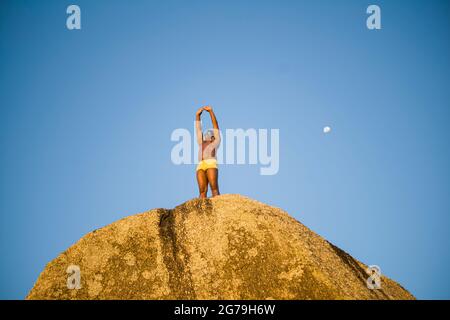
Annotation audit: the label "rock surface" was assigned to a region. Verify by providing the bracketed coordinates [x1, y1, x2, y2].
[27, 194, 414, 300]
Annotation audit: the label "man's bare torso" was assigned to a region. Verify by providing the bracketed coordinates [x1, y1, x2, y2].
[199, 140, 217, 161]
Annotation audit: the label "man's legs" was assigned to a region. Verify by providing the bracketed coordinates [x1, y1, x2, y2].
[196, 169, 208, 198]
[206, 168, 220, 197]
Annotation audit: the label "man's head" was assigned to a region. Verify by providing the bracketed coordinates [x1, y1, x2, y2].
[203, 129, 215, 142]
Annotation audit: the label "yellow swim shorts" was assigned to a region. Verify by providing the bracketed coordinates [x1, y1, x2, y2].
[196, 158, 218, 172]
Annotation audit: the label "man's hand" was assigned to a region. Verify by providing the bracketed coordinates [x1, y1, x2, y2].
[196, 107, 204, 115]
[203, 105, 213, 112]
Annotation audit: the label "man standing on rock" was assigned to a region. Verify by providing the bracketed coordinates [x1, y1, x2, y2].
[195, 106, 221, 198]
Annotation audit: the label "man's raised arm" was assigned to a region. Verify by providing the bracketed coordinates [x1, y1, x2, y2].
[195, 107, 204, 145]
[203, 106, 221, 146]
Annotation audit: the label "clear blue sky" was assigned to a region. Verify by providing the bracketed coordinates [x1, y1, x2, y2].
[1, 0, 449, 299]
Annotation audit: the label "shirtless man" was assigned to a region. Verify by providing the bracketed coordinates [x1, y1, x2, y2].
[195, 106, 221, 198]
